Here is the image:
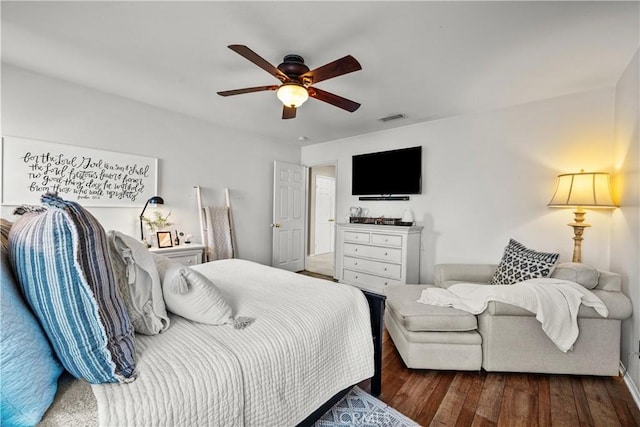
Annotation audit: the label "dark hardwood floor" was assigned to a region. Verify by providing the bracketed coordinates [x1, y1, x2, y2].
[359, 330, 640, 427]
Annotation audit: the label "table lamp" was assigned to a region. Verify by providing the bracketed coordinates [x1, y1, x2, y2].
[547, 170, 616, 263]
[139, 196, 164, 241]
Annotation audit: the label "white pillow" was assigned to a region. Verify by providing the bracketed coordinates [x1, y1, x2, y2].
[153, 255, 233, 325]
[108, 231, 170, 335]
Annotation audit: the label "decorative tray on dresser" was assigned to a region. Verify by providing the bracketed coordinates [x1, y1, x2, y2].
[149, 243, 205, 267]
[335, 223, 423, 295]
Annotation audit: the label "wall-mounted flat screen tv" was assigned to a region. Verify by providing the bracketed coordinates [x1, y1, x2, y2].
[352, 146, 422, 195]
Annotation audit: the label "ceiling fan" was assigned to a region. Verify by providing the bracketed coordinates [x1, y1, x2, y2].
[217, 44, 362, 119]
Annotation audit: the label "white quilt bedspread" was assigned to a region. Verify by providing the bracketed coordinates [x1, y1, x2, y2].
[92, 259, 374, 426]
[417, 278, 608, 352]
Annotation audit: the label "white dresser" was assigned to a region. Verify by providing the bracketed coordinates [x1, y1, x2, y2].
[149, 243, 205, 266]
[335, 223, 422, 294]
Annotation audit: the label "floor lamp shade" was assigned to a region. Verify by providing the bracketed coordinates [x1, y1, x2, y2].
[139, 196, 165, 240]
[548, 171, 616, 263]
[548, 172, 616, 208]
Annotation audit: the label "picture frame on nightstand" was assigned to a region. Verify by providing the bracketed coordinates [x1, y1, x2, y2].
[156, 231, 173, 248]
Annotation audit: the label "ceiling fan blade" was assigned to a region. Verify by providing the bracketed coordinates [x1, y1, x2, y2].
[227, 45, 290, 83]
[282, 106, 297, 119]
[309, 88, 361, 112]
[300, 55, 362, 85]
[217, 85, 279, 96]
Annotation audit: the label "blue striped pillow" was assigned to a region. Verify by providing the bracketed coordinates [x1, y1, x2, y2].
[9, 193, 136, 384]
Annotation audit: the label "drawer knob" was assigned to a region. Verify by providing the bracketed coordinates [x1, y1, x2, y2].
[384, 282, 388, 286]
[354, 262, 358, 266]
[187, 260, 192, 264]
[354, 248, 358, 252]
[385, 239, 388, 242]
[355, 275, 359, 279]
[384, 267, 387, 271]
[384, 252, 388, 256]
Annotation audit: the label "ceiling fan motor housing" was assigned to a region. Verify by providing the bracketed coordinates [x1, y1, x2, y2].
[278, 54, 309, 78]
[217, 45, 362, 118]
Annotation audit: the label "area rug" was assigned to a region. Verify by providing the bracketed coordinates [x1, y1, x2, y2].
[314, 386, 420, 427]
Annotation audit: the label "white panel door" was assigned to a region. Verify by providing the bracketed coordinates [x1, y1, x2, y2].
[314, 176, 336, 255]
[272, 161, 306, 271]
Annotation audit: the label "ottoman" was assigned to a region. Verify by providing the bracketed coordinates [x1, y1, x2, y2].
[384, 284, 482, 370]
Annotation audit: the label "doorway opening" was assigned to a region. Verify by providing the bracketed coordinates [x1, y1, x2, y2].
[306, 163, 336, 277]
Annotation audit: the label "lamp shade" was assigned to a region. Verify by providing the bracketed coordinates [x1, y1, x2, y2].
[147, 196, 164, 206]
[276, 83, 309, 108]
[139, 196, 165, 241]
[548, 171, 616, 208]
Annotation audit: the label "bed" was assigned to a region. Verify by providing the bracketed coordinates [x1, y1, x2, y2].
[38, 258, 375, 426]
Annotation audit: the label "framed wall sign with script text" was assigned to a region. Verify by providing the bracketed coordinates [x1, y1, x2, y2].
[1, 136, 158, 207]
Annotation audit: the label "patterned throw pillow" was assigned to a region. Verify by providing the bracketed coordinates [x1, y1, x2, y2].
[9, 193, 136, 384]
[489, 239, 559, 285]
[0, 218, 11, 251]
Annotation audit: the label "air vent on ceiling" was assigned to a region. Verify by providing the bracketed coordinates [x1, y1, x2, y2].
[378, 113, 407, 122]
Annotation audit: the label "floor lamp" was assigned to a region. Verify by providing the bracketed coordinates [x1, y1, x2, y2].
[139, 196, 164, 242]
[548, 170, 616, 263]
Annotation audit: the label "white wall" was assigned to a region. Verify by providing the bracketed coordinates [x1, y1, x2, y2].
[1, 64, 300, 264]
[302, 88, 616, 283]
[611, 50, 640, 399]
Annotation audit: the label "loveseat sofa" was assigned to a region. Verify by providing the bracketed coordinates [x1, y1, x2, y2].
[384, 263, 633, 376]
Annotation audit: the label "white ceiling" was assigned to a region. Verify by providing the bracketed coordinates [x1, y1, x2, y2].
[2, 1, 638, 145]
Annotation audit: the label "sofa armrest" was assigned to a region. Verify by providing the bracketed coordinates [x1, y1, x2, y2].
[484, 289, 632, 320]
[434, 264, 498, 289]
[585, 290, 632, 319]
[595, 270, 622, 292]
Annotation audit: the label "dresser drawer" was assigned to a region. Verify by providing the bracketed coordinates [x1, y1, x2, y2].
[344, 231, 370, 243]
[149, 244, 204, 267]
[343, 243, 402, 263]
[165, 253, 201, 266]
[343, 269, 403, 291]
[371, 233, 403, 247]
[343, 256, 401, 279]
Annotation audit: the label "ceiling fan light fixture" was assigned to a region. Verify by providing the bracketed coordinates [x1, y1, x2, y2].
[276, 83, 309, 108]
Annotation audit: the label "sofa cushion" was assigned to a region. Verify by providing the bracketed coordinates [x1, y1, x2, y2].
[551, 262, 599, 289]
[1, 219, 64, 426]
[434, 263, 497, 289]
[9, 194, 136, 384]
[489, 239, 559, 285]
[385, 284, 477, 332]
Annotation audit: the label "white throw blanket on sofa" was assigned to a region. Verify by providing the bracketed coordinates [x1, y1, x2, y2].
[417, 278, 608, 352]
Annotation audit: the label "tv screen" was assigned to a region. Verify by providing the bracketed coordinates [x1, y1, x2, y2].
[352, 146, 422, 195]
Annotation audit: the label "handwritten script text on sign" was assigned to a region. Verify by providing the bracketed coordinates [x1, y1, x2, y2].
[22, 151, 151, 202]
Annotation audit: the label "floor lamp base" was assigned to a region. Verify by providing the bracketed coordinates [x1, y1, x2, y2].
[568, 208, 590, 263]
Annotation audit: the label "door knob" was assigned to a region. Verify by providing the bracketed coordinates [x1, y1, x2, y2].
[270, 223, 281, 228]
[328, 219, 335, 222]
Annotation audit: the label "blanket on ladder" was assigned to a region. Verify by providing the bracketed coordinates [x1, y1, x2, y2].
[204, 206, 233, 261]
[417, 278, 608, 352]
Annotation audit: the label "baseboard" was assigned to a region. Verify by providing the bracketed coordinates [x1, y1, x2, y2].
[620, 361, 640, 410]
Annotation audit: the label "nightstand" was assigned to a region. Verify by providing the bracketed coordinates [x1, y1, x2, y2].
[149, 243, 205, 266]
